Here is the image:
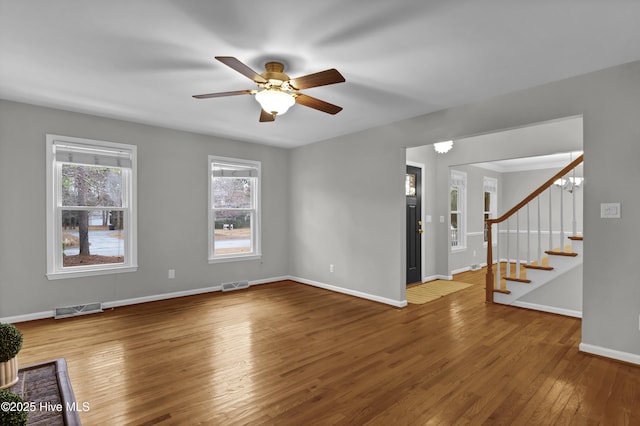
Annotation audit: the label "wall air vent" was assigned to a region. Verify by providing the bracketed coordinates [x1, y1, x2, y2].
[221, 280, 250, 292]
[55, 302, 103, 319]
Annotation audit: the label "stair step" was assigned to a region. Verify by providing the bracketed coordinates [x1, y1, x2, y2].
[524, 265, 554, 271]
[492, 288, 511, 295]
[504, 276, 532, 284]
[568, 235, 583, 241]
[545, 250, 578, 257]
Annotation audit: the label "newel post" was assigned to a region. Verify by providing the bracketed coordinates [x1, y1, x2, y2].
[485, 221, 494, 303]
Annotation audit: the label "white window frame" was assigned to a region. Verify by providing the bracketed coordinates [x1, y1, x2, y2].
[46, 134, 138, 280]
[208, 155, 262, 263]
[450, 170, 467, 251]
[483, 177, 498, 245]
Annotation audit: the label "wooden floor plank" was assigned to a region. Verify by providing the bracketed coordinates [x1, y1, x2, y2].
[12, 272, 640, 425]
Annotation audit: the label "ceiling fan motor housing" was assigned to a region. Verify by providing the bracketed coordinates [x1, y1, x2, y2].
[261, 62, 289, 85]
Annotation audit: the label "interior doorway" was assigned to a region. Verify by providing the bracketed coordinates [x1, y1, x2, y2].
[406, 165, 423, 284]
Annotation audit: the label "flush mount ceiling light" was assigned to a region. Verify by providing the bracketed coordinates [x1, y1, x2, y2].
[433, 140, 454, 154]
[193, 57, 345, 122]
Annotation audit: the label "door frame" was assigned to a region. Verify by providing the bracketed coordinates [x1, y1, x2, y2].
[406, 161, 425, 284]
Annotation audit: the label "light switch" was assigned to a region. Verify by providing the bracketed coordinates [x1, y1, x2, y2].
[600, 203, 620, 219]
[426, 215, 432, 223]
[440, 216, 445, 223]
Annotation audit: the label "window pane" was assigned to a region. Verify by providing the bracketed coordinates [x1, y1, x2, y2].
[213, 177, 253, 209]
[405, 174, 416, 196]
[214, 210, 253, 255]
[484, 191, 491, 212]
[61, 210, 125, 267]
[62, 164, 122, 207]
[451, 213, 459, 247]
[450, 188, 458, 211]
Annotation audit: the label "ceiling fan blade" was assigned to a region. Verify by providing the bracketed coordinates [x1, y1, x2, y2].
[215, 56, 267, 84]
[259, 109, 275, 122]
[192, 90, 253, 99]
[295, 94, 343, 115]
[289, 69, 345, 90]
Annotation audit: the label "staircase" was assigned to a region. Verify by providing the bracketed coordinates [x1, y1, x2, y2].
[485, 155, 584, 310]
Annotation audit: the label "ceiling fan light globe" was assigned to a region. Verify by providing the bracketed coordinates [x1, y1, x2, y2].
[255, 89, 295, 115]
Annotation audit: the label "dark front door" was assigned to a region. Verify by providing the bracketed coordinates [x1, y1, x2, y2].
[406, 165, 422, 285]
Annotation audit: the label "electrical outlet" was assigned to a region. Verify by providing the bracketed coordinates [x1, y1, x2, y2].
[329, 264, 335, 273]
[168, 269, 175, 279]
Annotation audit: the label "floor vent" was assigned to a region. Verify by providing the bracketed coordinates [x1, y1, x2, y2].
[471, 264, 481, 271]
[55, 302, 103, 319]
[221, 280, 250, 292]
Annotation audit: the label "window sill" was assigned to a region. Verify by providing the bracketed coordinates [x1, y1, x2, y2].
[209, 254, 262, 264]
[46, 265, 138, 280]
[451, 247, 467, 253]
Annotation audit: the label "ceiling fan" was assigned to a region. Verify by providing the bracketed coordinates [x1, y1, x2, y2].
[193, 56, 345, 122]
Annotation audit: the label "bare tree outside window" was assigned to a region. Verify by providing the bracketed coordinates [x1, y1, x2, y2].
[61, 164, 125, 266]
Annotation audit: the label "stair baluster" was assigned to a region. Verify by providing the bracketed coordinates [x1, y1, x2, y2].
[485, 155, 583, 302]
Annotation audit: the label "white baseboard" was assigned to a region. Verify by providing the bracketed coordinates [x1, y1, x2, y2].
[0, 311, 55, 324]
[289, 276, 407, 308]
[0, 275, 292, 324]
[511, 301, 582, 318]
[102, 285, 223, 310]
[579, 343, 640, 365]
[423, 274, 453, 282]
[451, 266, 470, 275]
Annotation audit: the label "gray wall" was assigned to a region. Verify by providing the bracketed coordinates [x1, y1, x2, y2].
[0, 100, 290, 318]
[289, 130, 406, 302]
[290, 61, 640, 359]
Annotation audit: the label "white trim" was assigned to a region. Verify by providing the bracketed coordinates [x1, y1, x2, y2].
[0, 311, 55, 324]
[579, 343, 640, 366]
[511, 301, 582, 318]
[45, 134, 138, 280]
[209, 254, 262, 264]
[450, 169, 467, 250]
[499, 229, 581, 235]
[290, 276, 407, 308]
[0, 275, 405, 323]
[406, 160, 426, 283]
[423, 274, 453, 282]
[46, 265, 138, 280]
[208, 155, 262, 262]
[0, 275, 291, 324]
[466, 231, 484, 237]
[451, 266, 471, 275]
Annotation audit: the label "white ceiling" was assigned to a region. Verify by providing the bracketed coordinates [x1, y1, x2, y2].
[1, 0, 640, 148]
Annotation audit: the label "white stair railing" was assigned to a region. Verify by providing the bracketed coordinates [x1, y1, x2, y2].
[485, 155, 583, 302]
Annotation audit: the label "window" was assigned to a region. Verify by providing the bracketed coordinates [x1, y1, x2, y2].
[450, 170, 467, 249]
[483, 177, 498, 244]
[209, 156, 261, 262]
[46, 134, 137, 279]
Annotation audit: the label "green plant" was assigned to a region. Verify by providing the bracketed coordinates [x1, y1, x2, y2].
[0, 324, 22, 362]
[0, 389, 28, 425]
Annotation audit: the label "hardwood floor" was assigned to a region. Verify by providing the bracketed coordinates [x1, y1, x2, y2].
[14, 274, 640, 425]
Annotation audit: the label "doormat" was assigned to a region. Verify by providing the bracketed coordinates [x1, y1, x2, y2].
[7, 358, 82, 425]
[406, 280, 472, 304]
